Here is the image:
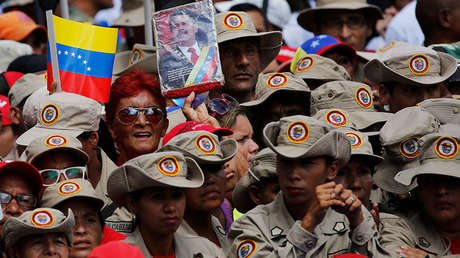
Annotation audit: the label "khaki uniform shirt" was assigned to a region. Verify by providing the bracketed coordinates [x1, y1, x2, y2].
[228, 193, 387, 257]
[177, 216, 231, 253]
[380, 212, 459, 257]
[123, 227, 226, 258]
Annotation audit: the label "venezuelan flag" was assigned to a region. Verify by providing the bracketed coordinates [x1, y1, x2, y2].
[47, 15, 117, 102]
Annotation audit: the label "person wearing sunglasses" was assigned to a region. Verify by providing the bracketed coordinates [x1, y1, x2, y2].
[24, 134, 89, 187]
[0, 160, 43, 239]
[297, 0, 383, 51]
[106, 69, 169, 165]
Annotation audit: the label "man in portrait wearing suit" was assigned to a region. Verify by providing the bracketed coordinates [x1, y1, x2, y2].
[160, 9, 209, 89]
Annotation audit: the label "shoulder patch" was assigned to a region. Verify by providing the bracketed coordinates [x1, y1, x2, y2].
[270, 226, 283, 237]
[236, 240, 257, 258]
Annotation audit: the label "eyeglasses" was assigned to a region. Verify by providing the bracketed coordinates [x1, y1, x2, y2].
[321, 16, 367, 30]
[0, 192, 37, 208]
[39, 166, 87, 186]
[117, 106, 164, 125]
[208, 94, 239, 116]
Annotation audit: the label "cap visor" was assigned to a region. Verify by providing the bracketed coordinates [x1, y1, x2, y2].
[17, 127, 83, 146]
[394, 160, 460, 186]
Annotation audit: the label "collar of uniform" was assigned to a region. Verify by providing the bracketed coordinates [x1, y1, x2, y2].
[410, 213, 450, 255]
[268, 193, 296, 239]
[123, 227, 152, 257]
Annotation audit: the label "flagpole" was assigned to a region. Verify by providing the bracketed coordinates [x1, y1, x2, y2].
[46, 10, 62, 92]
[60, 0, 70, 19]
[144, 0, 153, 46]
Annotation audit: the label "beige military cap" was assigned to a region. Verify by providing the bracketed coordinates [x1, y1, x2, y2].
[17, 92, 105, 146]
[3, 208, 75, 251]
[8, 73, 46, 107]
[25, 134, 88, 165]
[419, 98, 460, 124]
[395, 126, 460, 186]
[374, 106, 439, 194]
[112, 43, 157, 76]
[215, 11, 282, 69]
[297, 0, 383, 32]
[364, 41, 457, 86]
[158, 131, 237, 164]
[241, 72, 310, 108]
[292, 54, 351, 82]
[311, 81, 393, 130]
[335, 127, 383, 166]
[40, 179, 104, 210]
[232, 148, 277, 213]
[263, 115, 351, 167]
[113, 0, 155, 27]
[107, 151, 204, 207]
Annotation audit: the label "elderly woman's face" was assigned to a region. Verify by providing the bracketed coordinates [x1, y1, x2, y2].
[109, 90, 168, 163]
[129, 187, 186, 235]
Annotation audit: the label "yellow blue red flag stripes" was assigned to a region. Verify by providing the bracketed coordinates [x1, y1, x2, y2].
[46, 13, 118, 102]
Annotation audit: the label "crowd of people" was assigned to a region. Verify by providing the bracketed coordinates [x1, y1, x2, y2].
[0, 0, 460, 257]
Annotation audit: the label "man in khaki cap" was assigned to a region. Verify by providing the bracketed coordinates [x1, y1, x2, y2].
[419, 98, 460, 125]
[375, 106, 439, 216]
[242, 72, 311, 146]
[311, 80, 393, 132]
[291, 54, 351, 90]
[232, 148, 279, 214]
[381, 128, 460, 257]
[297, 0, 383, 51]
[364, 41, 457, 113]
[228, 115, 386, 257]
[107, 151, 225, 257]
[159, 130, 237, 252]
[3, 207, 75, 258]
[41, 179, 125, 258]
[213, 11, 282, 103]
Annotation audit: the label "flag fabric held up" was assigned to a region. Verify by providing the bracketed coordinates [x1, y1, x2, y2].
[46, 13, 118, 103]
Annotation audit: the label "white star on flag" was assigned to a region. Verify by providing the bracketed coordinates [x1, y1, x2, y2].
[77, 55, 81, 59]
[83, 60, 87, 65]
[64, 51, 68, 55]
[71, 52, 75, 57]
[318, 35, 327, 39]
[310, 40, 320, 48]
[58, 50, 61, 55]
[87, 67, 91, 71]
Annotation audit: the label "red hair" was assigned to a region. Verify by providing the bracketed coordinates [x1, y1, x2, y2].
[106, 69, 166, 121]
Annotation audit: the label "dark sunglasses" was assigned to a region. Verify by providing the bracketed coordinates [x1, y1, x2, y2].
[0, 192, 37, 208]
[208, 94, 239, 116]
[117, 106, 164, 125]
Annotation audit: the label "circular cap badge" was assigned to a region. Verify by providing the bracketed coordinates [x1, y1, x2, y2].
[355, 87, 373, 109]
[31, 210, 54, 227]
[345, 132, 362, 148]
[408, 54, 430, 75]
[40, 104, 60, 126]
[237, 240, 257, 258]
[266, 73, 288, 89]
[223, 12, 244, 30]
[286, 121, 309, 143]
[157, 156, 180, 176]
[195, 134, 216, 154]
[377, 41, 395, 53]
[296, 56, 314, 72]
[435, 137, 458, 159]
[58, 181, 81, 196]
[325, 110, 347, 127]
[45, 135, 68, 148]
[129, 48, 142, 65]
[399, 137, 419, 159]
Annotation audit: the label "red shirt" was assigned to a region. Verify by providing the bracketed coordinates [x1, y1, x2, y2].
[450, 239, 460, 254]
[100, 226, 127, 245]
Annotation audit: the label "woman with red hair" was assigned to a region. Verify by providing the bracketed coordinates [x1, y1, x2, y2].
[106, 69, 169, 165]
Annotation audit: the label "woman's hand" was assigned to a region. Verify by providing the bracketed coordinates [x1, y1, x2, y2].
[182, 92, 221, 128]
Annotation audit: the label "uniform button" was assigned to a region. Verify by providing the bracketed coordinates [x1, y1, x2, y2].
[356, 235, 363, 242]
